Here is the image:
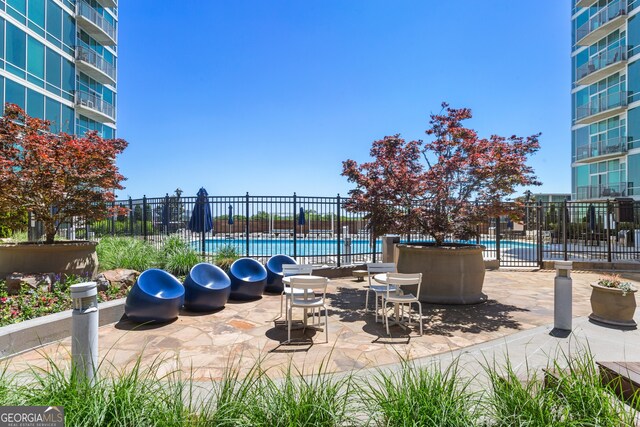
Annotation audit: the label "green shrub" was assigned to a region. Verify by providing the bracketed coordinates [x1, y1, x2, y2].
[0, 209, 27, 238]
[96, 237, 159, 271]
[214, 245, 240, 272]
[0, 350, 637, 425]
[484, 351, 638, 426]
[161, 236, 201, 276]
[360, 359, 478, 426]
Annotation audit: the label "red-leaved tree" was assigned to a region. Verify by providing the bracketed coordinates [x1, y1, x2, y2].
[342, 103, 541, 245]
[0, 104, 128, 244]
[342, 135, 427, 239]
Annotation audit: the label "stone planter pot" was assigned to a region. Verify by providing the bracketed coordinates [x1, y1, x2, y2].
[0, 241, 98, 280]
[589, 283, 637, 328]
[396, 243, 487, 304]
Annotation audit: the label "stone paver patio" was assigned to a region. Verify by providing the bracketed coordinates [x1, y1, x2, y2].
[7, 270, 640, 380]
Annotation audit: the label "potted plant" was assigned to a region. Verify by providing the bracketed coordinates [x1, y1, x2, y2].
[0, 104, 128, 279]
[342, 103, 540, 304]
[589, 274, 637, 328]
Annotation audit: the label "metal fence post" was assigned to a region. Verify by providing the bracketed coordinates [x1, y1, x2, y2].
[371, 225, 376, 263]
[293, 193, 297, 260]
[537, 200, 543, 267]
[245, 192, 250, 257]
[495, 216, 501, 264]
[336, 194, 341, 267]
[606, 200, 612, 263]
[165, 194, 170, 236]
[142, 195, 148, 241]
[110, 201, 115, 236]
[562, 199, 568, 261]
[128, 197, 133, 236]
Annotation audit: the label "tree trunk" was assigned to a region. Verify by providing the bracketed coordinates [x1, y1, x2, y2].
[44, 222, 56, 244]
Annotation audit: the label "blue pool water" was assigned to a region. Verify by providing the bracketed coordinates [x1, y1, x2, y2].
[194, 238, 536, 257]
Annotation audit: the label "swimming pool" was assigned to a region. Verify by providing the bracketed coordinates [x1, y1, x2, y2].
[195, 238, 536, 257]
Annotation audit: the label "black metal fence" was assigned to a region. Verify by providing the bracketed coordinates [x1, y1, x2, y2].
[58, 195, 640, 267]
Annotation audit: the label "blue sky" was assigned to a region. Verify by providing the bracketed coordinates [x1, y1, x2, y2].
[115, 1, 570, 199]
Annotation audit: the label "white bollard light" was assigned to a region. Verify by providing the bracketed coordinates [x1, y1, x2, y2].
[344, 236, 352, 265]
[554, 261, 573, 331]
[71, 282, 99, 383]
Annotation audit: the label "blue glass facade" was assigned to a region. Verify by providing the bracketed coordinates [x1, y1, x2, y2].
[572, 0, 640, 200]
[0, 0, 116, 137]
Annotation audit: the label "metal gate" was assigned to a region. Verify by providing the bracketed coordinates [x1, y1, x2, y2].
[488, 201, 541, 268]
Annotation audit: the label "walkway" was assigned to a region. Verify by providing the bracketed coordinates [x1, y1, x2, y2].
[7, 270, 640, 380]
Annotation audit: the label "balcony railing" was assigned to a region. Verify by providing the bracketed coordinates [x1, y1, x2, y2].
[76, 1, 117, 44]
[75, 46, 116, 84]
[576, 91, 628, 123]
[576, 45, 627, 85]
[576, 0, 596, 7]
[576, 0, 627, 45]
[75, 91, 115, 121]
[576, 136, 627, 161]
[577, 183, 627, 199]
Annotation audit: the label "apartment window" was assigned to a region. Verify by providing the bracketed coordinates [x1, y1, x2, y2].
[630, 16, 640, 57]
[0, 18, 5, 66]
[46, 0, 61, 42]
[28, 0, 45, 36]
[45, 47, 61, 95]
[6, 22, 26, 77]
[61, 104, 73, 133]
[26, 88, 44, 118]
[7, 0, 26, 23]
[629, 107, 640, 149]
[628, 154, 640, 195]
[61, 57, 73, 97]
[45, 96, 59, 132]
[27, 35, 44, 86]
[629, 61, 640, 104]
[5, 78, 25, 108]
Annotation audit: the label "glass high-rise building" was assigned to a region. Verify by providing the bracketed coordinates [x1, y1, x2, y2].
[0, 0, 117, 138]
[571, 0, 639, 200]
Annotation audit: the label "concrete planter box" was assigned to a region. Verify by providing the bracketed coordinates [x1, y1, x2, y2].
[0, 298, 125, 358]
[589, 283, 637, 328]
[396, 243, 487, 304]
[0, 241, 98, 279]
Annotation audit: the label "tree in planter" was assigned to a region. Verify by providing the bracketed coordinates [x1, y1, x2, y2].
[342, 134, 427, 240]
[342, 103, 541, 245]
[0, 104, 128, 244]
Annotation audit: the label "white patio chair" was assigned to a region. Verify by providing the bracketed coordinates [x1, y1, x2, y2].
[366, 262, 397, 322]
[287, 276, 329, 343]
[277, 264, 314, 321]
[382, 272, 423, 336]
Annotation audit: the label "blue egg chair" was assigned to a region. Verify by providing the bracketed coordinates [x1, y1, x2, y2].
[183, 263, 231, 311]
[228, 258, 267, 300]
[125, 269, 185, 323]
[265, 254, 297, 293]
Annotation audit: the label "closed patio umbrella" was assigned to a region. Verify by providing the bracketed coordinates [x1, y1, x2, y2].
[298, 207, 305, 226]
[188, 188, 213, 233]
[228, 205, 234, 225]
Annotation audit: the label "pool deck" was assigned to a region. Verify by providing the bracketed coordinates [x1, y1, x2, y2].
[5, 270, 640, 381]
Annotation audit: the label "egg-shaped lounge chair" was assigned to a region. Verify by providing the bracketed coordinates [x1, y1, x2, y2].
[229, 258, 267, 300]
[183, 262, 231, 311]
[265, 254, 297, 293]
[125, 269, 185, 323]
